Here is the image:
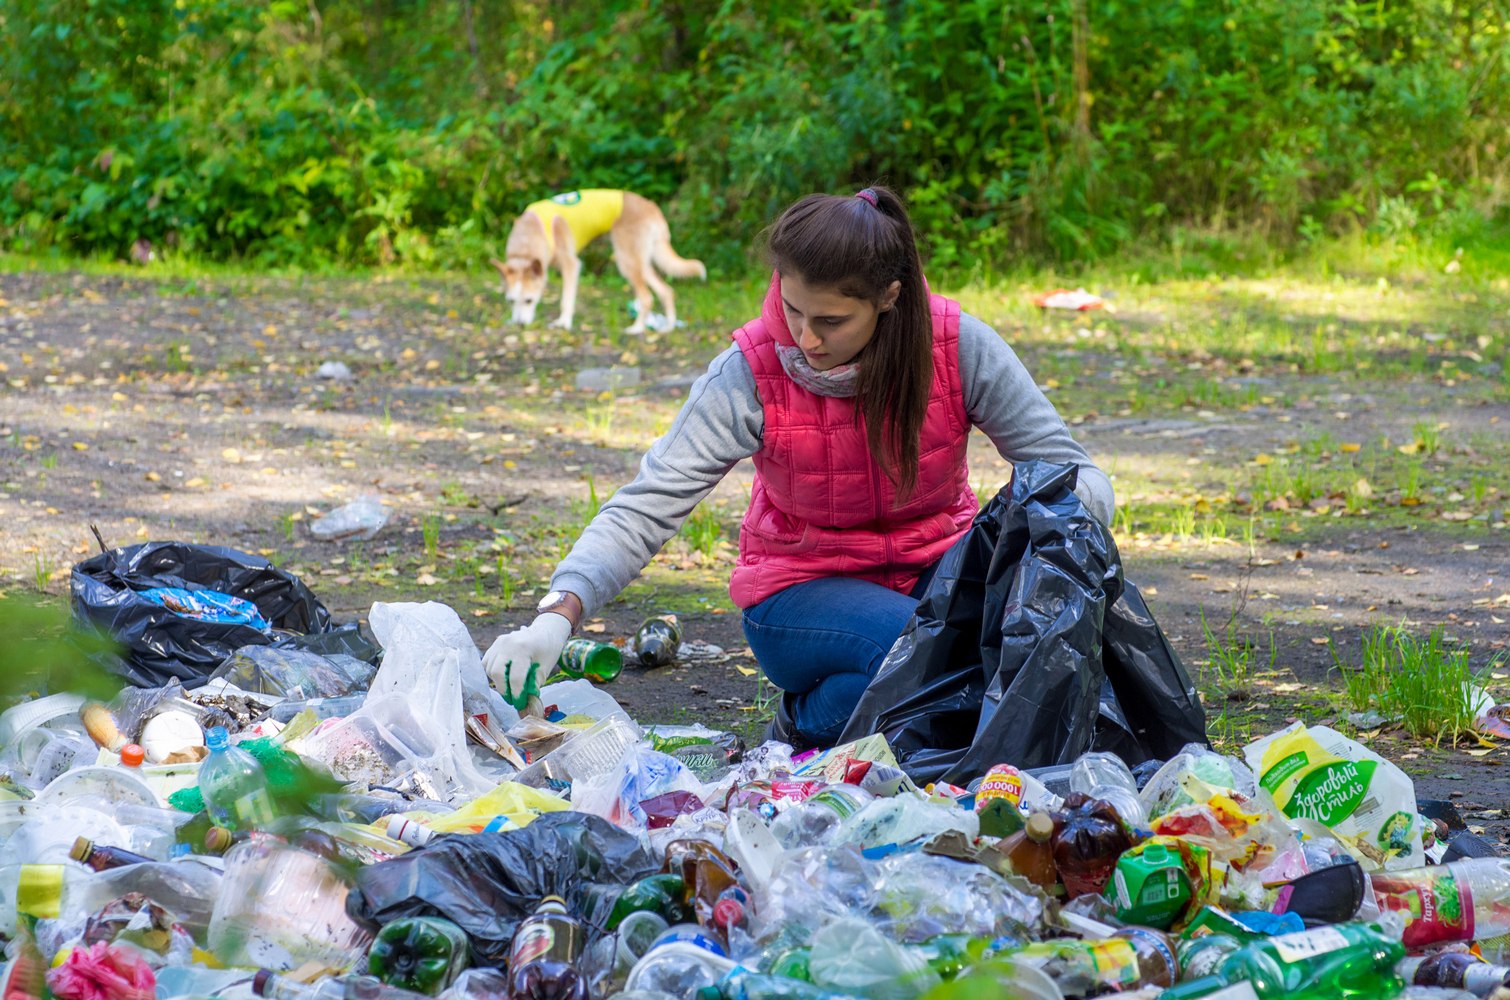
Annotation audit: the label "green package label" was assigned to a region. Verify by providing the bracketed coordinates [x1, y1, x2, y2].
[1285, 759, 1377, 825]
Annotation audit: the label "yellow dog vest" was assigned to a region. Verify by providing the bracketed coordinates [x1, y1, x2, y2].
[525, 190, 625, 255]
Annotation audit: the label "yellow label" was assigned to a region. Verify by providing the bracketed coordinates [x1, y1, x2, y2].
[17, 864, 63, 919]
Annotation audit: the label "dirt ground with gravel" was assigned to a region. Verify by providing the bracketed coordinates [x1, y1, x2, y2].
[1, 266, 1506, 845]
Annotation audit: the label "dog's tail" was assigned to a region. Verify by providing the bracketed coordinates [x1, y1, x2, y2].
[652, 232, 707, 281]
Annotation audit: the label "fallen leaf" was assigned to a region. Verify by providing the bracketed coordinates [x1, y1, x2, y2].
[184, 476, 207, 489]
[1310, 637, 1330, 645]
[734, 665, 757, 677]
[415, 572, 438, 586]
[1340, 442, 1361, 453]
[583, 622, 606, 633]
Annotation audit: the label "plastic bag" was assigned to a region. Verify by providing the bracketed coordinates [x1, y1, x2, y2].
[208, 645, 375, 700]
[570, 747, 704, 830]
[840, 461, 1206, 785]
[301, 603, 519, 803]
[70, 542, 334, 688]
[1244, 722, 1425, 870]
[346, 811, 657, 965]
[309, 496, 389, 542]
[44, 941, 155, 1000]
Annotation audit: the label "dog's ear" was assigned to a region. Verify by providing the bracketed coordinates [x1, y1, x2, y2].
[489, 257, 508, 275]
[527, 258, 544, 278]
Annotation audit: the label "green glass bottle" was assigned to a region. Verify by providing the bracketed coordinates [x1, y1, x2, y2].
[367, 916, 471, 995]
[558, 637, 623, 683]
[607, 873, 690, 929]
[1158, 922, 1405, 1000]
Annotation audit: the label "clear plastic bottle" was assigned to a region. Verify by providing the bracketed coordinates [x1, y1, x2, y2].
[199, 725, 276, 831]
[1372, 858, 1510, 948]
[253, 970, 431, 1000]
[1011, 926, 1178, 993]
[624, 940, 737, 996]
[767, 786, 874, 849]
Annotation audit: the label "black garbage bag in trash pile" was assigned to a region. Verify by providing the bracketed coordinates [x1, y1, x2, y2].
[839, 460, 1207, 786]
[346, 811, 658, 967]
[70, 541, 340, 688]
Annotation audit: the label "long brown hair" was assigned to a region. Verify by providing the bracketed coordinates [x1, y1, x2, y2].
[766, 185, 932, 498]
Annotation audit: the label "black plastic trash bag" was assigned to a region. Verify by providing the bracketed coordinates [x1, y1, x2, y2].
[346, 811, 657, 966]
[70, 541, 335, 688]
[840, 460, 1206, 785]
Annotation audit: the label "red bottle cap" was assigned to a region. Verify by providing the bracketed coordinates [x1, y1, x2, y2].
[120, 744, 145, 767]
[712, 897, 745, 931]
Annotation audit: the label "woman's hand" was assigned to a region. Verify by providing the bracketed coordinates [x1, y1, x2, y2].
[483, 613, 572, 713]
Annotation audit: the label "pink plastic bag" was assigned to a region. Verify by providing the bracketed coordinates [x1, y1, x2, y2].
[44, 942, 155, 1000]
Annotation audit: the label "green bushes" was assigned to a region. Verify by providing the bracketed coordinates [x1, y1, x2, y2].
[1, 0, 1505, 268]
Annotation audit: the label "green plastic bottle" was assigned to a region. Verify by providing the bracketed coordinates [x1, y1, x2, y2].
[607, 873, 691, 929]
[1158, 922, 1405, 1000]
[558, 637, 623, 683]
[367, 916, 471, 995]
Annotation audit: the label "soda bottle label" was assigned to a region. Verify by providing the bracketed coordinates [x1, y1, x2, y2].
[559, 638, 596, 677]
[1371, 866, 1475, 947]
[1085, 939, 1139, 985]
[976, 765, 1026, 811]
[232, 790, 275, 827]
[1268, 925, 1352, 963]
[510, 924, 555, 966]
[807, 788, 865, 820]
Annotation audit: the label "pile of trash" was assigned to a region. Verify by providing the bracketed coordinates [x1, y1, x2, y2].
[5, 586, 1510, 1000]
[3, 497, 1509, 1000]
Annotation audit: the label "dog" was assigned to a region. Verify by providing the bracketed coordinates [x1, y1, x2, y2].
[490, 189, 705, 333]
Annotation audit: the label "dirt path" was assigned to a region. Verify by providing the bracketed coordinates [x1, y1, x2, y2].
[1, 268, 1506, 846]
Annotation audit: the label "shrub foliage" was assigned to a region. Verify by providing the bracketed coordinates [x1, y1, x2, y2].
[1, 0, 1505, 267]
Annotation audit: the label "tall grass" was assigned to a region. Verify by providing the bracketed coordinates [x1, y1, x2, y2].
[1334, 626, 1498, 745]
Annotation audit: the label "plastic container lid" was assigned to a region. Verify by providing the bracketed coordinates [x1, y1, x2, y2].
[119, 745, 145, 767]
[204, 726, 230, 752]
[0, 693, 86, 747]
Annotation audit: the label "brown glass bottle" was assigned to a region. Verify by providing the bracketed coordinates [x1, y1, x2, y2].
[1051, 791, 1133, 898]
[663, 839, 741, 926]
[70, 836, 153, 871]
[506, 896, 589, 1000]
[1002, 812, 1060, 891]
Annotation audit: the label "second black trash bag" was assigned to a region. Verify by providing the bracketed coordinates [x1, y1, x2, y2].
[839, 460, 1206, 785]
[345, 811, 658, 967]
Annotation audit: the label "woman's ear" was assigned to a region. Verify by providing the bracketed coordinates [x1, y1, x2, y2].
[879, 279, 902, 312]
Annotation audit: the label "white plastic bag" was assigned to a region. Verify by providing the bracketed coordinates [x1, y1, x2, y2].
[309, 496, 389, 541]
[1244, 722, 1424, 870]
[315, 602, 521, 801]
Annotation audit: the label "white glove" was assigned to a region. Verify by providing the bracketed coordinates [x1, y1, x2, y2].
[483, 613, 572, 712]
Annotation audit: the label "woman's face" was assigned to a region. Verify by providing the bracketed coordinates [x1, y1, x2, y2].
[779, 273, 900, 371]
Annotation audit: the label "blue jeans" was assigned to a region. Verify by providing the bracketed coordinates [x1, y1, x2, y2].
[742, 566, 938, 747]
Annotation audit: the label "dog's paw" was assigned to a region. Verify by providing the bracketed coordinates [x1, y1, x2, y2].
[549, 316, 574, 330]
[623, 323, 647, 335]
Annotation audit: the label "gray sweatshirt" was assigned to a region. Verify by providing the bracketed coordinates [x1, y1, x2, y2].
[551, 312, 1114, 617]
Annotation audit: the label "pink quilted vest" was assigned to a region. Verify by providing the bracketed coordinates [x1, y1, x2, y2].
[729, 273, 978, 608]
